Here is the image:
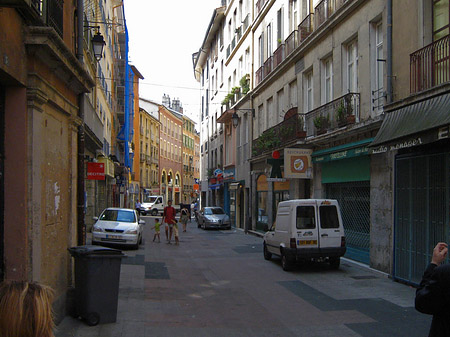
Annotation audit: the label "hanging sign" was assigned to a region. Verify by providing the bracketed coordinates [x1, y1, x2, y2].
[87, 162, 105, 180]
[284, 148, 313, 179]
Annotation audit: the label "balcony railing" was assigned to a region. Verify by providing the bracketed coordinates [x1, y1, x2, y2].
[252, 111, 305, 157]
[299, 14, 314, 43]
[304, 92, 360, 137]
[264, 56, 273, 77]
[273, 44, 285, 69]
[410, 34, 450, 93]
[285, 30, 298, 57]
[140, 154, 146, 162]
[315, 0, 336, 29]
[255, 66, 264, 86]
[146, 155, 151, 164]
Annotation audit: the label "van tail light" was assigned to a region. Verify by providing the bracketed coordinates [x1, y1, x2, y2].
[341, 236, 346, 247]
[290, 238, 297, 248]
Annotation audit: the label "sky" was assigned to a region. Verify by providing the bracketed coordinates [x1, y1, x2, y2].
[124, 1, 222, 127]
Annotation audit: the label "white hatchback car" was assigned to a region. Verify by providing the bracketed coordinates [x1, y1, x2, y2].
[92, 208, 145, 249]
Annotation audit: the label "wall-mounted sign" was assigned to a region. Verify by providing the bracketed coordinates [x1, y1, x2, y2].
[87, 162, 105, 180]
[214, 168, 223, 178]
[223, 168, 235, 181]
[284, 148, 313, 179]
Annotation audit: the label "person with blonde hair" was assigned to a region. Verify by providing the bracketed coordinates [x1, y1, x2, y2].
[0, 280, 55, 337]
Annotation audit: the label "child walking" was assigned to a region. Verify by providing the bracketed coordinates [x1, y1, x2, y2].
[152, 218, 161, 242]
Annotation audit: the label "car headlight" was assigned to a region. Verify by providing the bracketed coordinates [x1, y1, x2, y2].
[93, 226, 103, 232]
[125, 228, 138, 234]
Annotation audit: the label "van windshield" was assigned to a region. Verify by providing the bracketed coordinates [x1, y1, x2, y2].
[319, 205, 339, 228]
[143, 196, 157, 203]
[296, 206, 315, 229]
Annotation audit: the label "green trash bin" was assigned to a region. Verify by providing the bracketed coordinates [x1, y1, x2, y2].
[68, 245, 125, 326]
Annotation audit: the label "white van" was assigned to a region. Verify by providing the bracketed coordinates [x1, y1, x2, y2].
[263, 199, 346, 271]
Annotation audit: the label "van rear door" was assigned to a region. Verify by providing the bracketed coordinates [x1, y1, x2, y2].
[317, 201, 343, 248]
[295, 204, 319, 249]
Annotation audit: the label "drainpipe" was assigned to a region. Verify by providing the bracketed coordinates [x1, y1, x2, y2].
[387, 0, 393, 103]
[77, 0, 86, 245]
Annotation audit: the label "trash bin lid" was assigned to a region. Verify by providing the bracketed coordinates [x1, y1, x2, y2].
[68, 245, 125, 257]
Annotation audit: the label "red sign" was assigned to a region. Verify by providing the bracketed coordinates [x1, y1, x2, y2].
[87, 162, 105, 180]
[193, 184, 199, 191]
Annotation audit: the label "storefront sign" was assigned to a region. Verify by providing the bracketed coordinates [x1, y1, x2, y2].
[284, 148, 313, 179]
[193, 184, 199, 191]
[214, 168, 223, 178]
[87, 162, 105, 180]
[223, 168, 235, 181]
[314, 146, 369, 162]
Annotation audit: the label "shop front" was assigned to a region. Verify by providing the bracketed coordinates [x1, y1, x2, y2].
[370, 93, 450, 284]
[312, 139, 372, 264]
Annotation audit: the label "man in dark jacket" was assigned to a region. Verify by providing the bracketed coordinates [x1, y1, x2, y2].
[415, 242, 450, 337]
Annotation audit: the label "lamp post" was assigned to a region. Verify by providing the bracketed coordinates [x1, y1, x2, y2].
[91, 31, 106, 61]
[231, 112, 240, 128]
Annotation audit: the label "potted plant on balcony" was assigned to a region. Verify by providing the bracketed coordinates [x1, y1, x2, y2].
[313, 114, 330, 135]
[222, 95, 230, 109]
[240, 74, 250, 95]
[336, 102, 347, 127]
[232, 86, 241, 101]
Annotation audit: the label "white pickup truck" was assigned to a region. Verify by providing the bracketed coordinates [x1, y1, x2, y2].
[139, 195, 180, 216]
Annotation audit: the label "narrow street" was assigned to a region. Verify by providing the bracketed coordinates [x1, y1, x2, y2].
[56, 217, 431, 337]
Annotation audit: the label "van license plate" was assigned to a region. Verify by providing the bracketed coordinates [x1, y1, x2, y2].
[298, 240, 317, 245]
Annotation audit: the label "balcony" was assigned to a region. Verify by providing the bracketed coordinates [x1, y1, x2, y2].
[315, 0, 335, 29]
[140, 154, 146, 162]
[285, 30, 298, 57]
[255, 66, 264, 86]
[299, 14, 314, 43]
[273, 45, 284, 69]
[304, 93, 360, 137]
[264, 56, 273, 78]
[252, 110, 305, 157]
[146, 155, 151, 164]
[410, 35, 450, 94]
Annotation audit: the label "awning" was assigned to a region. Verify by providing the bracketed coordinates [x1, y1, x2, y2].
[312, 139, 373, 163]
[370, 94, 450, 152]
[208, 184, 222, 190]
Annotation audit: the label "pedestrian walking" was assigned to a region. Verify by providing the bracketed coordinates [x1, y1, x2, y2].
[152, 218, 161, 242]
[135, 200, 141, 214]
[415, 242, 450, 336]
[180, 206, 190, 232]
[162, 200, 178, 244]
[0, 280, 55, 337]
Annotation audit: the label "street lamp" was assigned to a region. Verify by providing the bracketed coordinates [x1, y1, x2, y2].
[92, 31, 106, 61]
[231, 112, 240, 128]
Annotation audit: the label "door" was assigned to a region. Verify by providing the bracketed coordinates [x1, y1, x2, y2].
[317, 202, 342, 248]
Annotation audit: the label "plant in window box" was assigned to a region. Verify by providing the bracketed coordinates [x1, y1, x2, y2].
[313, 114, 330, 135]
[232, 86, 241, 100]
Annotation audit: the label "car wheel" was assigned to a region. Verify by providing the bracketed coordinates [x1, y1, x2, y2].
[281, 250, 292, 271]
[263, 242, 272, 260]
[151, 209, 158, 216]
[329, 257, 340, 269]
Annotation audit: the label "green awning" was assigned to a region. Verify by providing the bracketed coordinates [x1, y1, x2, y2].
[370, 94, 450, 150]
[312, 138, 373, 163]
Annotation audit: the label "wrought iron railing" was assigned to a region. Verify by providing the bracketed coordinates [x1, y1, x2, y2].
[264, 56, 273, 78]
[304, 92, 360, 137]
[243, 13, 250, 31]
[299, 14, 314, 43]
[285, 30, 298, 57]
[47, 0, 64, 37]
[252, 112, 305, 157]
[256, 0, 269, 17]
[410, 34, 450, 93]
[273, 44, 285, 68]
[255, 65, 264, 86]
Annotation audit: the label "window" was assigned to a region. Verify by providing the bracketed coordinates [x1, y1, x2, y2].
[304, 70, 313, 112]
[346, 40, 358, 92]
[289, 0, 298, 33]
[319, 205, 340, 229]
[289, 80, 297, 108]
[277, 8, 283, 46]
[322, 56, 333, 103]
[296, 206, 315, 229]
[433, 0, 449, 40]
[277, 89, 284, 122]
[371, 21, 384, 113]
[259, 34, 264, 67]
[267, 23, 272, 56]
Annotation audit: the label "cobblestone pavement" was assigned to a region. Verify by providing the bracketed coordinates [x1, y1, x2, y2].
[55, 218, 431, 337]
